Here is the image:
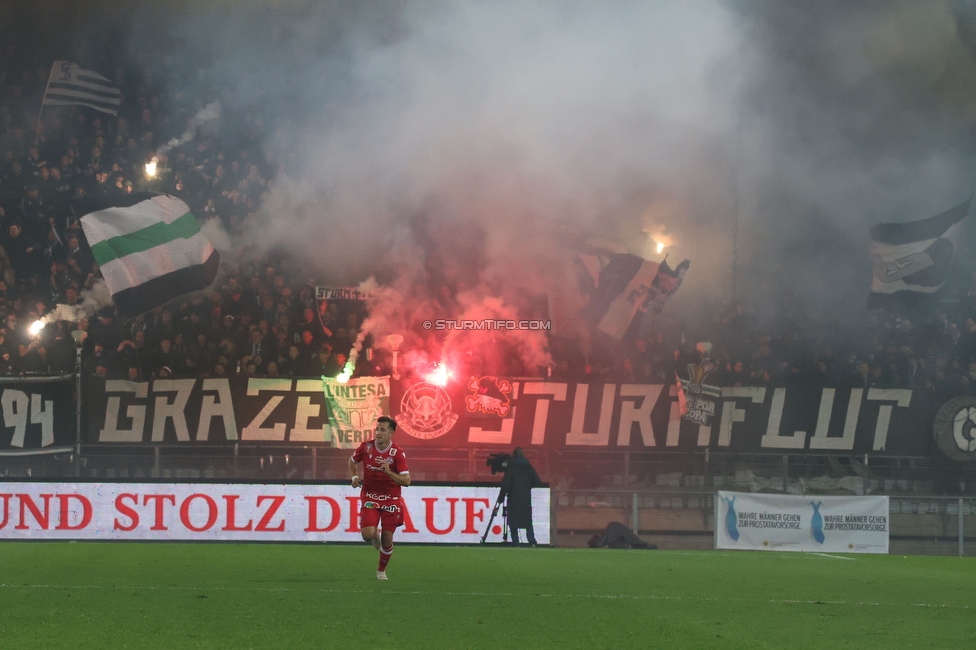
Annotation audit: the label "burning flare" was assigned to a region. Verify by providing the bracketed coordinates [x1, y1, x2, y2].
[425, 363, 450, 387]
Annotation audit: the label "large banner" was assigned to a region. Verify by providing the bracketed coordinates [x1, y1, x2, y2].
[0, 482, 549, 544]
[714, 491, 889, 554]
[0, 375, 76, 455]
[390, 379, 937, 454]
[85, 376, 959, 456]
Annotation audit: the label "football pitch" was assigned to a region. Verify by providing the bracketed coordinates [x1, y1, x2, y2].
[0, 543, 971, 649]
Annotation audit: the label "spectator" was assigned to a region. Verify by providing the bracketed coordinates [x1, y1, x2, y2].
[0, 240, 14, 287]
[148, 337, 178, 376]
[147, 308, 178, 349]
[187, 332, 218, 375]
[83, 342, 110, 376]
[5, 221, 40, 286]
[64, 233, 93, 285]
[279, 344, 303, 377]
[0, 325, 16, 374]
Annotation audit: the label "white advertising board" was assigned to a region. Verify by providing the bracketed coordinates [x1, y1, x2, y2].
[0, 483, 549, 544]
[714, 491, 888, 554]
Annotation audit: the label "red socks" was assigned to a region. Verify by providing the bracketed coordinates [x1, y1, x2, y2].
[378, 544, 393, 571]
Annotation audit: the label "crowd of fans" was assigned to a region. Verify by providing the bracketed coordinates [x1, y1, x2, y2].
[0, 53, 378, 381]
[599, 298, 976, 394]
[2, 52, 975, 392]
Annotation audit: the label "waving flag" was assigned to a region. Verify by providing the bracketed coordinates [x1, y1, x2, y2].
[868, 197, 971, 310]
[42, 61, 122, 116]
[80, 193, 220, 320]
[579, 254, 690, 341]
[547, 237, 622, 340]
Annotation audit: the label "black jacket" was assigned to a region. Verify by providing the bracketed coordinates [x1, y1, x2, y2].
[498, 455, 542, 527]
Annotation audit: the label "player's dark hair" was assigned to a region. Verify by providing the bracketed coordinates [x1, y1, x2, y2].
[378, 416, 397, 431]
[513, 447, 524, 458]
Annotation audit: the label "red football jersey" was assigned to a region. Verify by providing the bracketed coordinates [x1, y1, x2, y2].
[351, 440, 410, 501]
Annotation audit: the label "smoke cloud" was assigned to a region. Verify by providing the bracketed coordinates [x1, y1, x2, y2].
[154, 0, 741, 370]
[17, 0, 976, 364]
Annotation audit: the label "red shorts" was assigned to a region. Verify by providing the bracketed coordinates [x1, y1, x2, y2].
[360, 498, 404, 530]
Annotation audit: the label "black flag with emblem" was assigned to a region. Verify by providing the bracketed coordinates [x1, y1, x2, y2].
[868, 197, 971, 310]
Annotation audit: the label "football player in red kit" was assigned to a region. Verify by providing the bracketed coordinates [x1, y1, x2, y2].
[349, 416, 410, 580]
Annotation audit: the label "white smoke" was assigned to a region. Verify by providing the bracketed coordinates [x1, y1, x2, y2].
[155, 101, 222, 159]
[35, 279, 115, 326]
[200, 217, 233, 256]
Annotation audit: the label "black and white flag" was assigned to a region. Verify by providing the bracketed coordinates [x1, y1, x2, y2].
[868, 197, 971, 309]
[42, 61, 122, 116]
[579, 253, 690, 341]
[80, 193, 220, 320]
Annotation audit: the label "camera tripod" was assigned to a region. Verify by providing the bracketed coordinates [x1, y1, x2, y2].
[480, 496, 508, 544]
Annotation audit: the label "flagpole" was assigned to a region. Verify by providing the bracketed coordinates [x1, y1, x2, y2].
[34, 99, 45, 149]
[35, 62, 56, 149]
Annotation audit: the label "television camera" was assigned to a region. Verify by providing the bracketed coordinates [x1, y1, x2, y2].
[486, 452, 511, 474]
[481, 453, 513, 543]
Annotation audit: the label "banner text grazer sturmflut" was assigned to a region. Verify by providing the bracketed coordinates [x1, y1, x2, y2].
[84, 376, 956, 456]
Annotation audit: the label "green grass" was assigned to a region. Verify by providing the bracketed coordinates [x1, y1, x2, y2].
[0, 543, 972, 649]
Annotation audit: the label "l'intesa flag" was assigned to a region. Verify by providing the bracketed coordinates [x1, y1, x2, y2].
[579, 254, 690, 341]
[322, 376, 390, 449]
[42, 61, 122, 116]
[868, 197, 971, 310]
[80, 193, 220, 320]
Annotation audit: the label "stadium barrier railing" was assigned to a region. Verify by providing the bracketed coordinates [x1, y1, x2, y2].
[3, 443, 976, 555]
[2, 446, 974, 492]
[549, 488, 976, 556]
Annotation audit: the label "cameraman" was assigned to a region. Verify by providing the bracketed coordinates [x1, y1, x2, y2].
[497, 447, 543, 546]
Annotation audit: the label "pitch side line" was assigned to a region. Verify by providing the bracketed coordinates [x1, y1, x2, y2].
[0, 583, 968, 610]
